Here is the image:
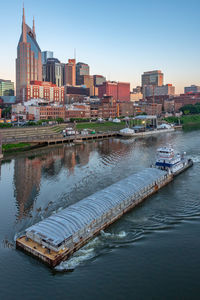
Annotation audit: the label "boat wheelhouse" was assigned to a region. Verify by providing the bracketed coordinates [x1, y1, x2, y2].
[155, 146, 192, 175]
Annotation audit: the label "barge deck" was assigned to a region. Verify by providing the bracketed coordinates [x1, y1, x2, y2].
[16, 168, 174, 267]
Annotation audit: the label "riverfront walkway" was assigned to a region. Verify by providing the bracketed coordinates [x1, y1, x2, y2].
[1, 126, 116, 145]
[0, 123, 176, 146]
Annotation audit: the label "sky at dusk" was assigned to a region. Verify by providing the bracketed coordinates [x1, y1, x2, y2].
[0, 0, 200, 93]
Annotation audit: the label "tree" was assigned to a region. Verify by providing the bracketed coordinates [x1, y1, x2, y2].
[56, 117, 64, 124]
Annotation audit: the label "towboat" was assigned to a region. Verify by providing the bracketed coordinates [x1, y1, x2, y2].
[16, 146, 193, 267]
[155, 146, 193, 176]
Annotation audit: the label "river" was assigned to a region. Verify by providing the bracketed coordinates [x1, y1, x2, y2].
[0, 130, 200, 299]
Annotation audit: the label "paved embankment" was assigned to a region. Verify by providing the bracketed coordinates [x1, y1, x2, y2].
[0, 125, 65, 144]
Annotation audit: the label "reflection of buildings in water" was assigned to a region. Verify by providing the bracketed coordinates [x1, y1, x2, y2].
[41, 147, 65, 177]
[14, 144, 91, 219]
[14, 148, 65, 219]
[14, 157, 42, 220]
[40, 145, 90, 176]
[63, 144, 90, 174]
[75, 143, 90, 166]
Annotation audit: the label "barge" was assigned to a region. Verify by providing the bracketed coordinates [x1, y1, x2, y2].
[16, 147, 193, 267]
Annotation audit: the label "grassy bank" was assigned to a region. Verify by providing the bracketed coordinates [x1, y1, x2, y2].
[165, 115, 200, 129]
[182, 122, 200, 130]
[76, 121, 126, 132]
[2, 142, 32, 153]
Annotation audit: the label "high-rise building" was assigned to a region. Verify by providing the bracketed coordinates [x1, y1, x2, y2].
[16, 7, 42, 102]
[43, 58, 62, 87]
[61, 63, 67, 86]
[42, 51, 53, 64]
[141, 70, 163, 87]
[65, 59, 76, 86]
[117, 82, 130, 101]
[93, 75, 106, 86]
[144, 84, 175, 97]
[76, 62, 90, 85]
[0, 80, 14, 96]
[83, 75, 95, 96]
[132, 86, 142, 93]
[184, 85, 200, 94]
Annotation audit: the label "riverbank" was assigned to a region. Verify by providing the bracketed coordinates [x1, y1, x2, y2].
[165, 115, 200, 129]
[2, 142, 43, 153]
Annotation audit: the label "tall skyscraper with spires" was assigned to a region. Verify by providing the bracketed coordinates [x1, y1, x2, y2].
[16, 7, 42, 102]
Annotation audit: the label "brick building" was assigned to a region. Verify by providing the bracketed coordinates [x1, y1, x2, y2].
[66, 104, 91, 119]
[98, 81, 130, 101]
[90, 96, 117, 118]
[99, 96, 117, 118]
[137, 102, 162, 116]
[64, 85, 90, 104]
[117, 101, 134, 117]
[23, 81, 64, 103]
[39, 105, 66, 120]
[163, 100, 175, 113]
[173, 93, 200, 112]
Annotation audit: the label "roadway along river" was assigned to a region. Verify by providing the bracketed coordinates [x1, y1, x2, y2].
[0, 130, 200, 299]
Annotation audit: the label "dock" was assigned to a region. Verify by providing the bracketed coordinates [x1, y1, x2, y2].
[16, 168, 173, 267]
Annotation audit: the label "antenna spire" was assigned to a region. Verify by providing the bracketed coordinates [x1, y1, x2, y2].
[22, 4, 27, 42]
[33, 16, 36, 37]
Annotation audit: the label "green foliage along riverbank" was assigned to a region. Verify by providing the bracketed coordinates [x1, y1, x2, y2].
[2, 143, 31, 153]
[76, 121, 126, 132]
[165, 115, 200, 129]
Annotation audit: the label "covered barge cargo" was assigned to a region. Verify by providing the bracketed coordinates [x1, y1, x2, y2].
[16, 168, 173, 267]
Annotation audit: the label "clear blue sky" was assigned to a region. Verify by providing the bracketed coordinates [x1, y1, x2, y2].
[1, 0, 200, 93]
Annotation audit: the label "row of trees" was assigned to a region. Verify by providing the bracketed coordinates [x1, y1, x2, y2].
[180, 103, 200, 115]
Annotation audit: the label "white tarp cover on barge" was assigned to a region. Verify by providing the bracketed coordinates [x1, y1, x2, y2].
[26, 168, 167, 250]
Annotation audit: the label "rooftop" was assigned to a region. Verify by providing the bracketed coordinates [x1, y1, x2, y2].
[134, 115, 157, 120]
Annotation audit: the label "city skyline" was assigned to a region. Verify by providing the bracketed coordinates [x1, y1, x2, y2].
[1, 0, 200, 93]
